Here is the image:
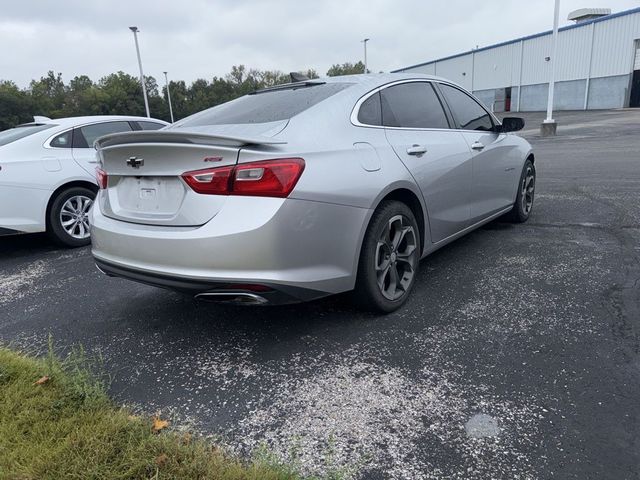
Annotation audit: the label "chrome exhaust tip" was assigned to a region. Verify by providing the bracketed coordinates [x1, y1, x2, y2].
[95, 263, 114, 276]
[194, 292, 268, 305]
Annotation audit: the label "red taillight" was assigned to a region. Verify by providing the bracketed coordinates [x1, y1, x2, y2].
[233, 159, 305, 197]
[96, 167, 108, 189]
[181, 165, 234, 195]
[181, 158, 305, 198]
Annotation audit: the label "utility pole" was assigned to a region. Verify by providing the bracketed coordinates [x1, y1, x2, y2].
[362, 38, 370, 74]
[163, 71, 174, 123]
[541, 0, 560, 136]
[129, 26, 150, 118]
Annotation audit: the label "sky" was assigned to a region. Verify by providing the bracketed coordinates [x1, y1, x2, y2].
[1, 0, 638, 87]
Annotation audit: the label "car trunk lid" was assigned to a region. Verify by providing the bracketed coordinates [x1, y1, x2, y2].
[96, 129, 286, 226]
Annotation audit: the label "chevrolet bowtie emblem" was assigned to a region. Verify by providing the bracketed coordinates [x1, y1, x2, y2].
[127, 156, 144, 168]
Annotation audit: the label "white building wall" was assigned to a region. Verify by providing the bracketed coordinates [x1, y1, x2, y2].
[590, 12, 640, 78]
[402, 63, 436, 75]
[520, 34, 552, 85]
[400, 10, 640, 81]
[554, 25, 592, 81]
[396, 8, 640, 110]
[433, 54, 473, 90]
[473, 42, 521, 90]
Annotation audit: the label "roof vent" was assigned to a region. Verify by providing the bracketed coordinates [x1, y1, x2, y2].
[567, 8, 611, 23]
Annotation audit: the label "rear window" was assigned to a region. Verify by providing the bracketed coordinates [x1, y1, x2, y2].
[0, 124, 55, 146]
[73, 121, 133, 148]
[177, 83, 352, 127]
[136, 121, 165, 131]
[357, 92, 382, 126]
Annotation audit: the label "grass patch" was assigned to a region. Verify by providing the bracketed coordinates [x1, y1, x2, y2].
[0, 342, 306, 479]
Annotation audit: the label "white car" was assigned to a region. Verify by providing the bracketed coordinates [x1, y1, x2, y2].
[0, 115, 168, 247]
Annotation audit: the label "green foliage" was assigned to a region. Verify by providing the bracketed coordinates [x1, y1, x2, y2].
[326, 62, 366, 77]
[0, 64, 329, 129]
[0, 80, 34, 130]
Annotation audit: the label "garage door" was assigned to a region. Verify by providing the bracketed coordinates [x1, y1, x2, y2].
[631, 41, 640, 108]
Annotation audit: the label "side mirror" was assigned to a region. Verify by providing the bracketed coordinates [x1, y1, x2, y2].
[497, 117, 524, 133]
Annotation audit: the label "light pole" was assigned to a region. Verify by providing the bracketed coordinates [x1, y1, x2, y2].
[541, 0, 560, 136]
[362, 38, 370, 74]
[129, 26, 150, 118]
[163, 71, 174, 123]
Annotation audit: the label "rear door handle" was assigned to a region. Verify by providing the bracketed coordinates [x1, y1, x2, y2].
[406, 144, 428, 156]
[471, 141, 485, 151]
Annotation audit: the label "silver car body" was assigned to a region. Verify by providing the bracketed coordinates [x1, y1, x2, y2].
[91, 74, 533, 304]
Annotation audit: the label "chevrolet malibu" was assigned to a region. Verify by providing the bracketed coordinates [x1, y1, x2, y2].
[0, 115, 167, 246]
[91, 74, 535, 312]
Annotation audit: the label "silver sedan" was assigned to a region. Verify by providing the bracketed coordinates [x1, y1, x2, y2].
[91, 74, 535, 312]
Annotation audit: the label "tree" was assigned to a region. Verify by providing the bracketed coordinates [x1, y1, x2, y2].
[304, 69, 320, 79]
[65, 75, 95, 116]
[0, 63, 332, 129]
[259, 70, 290, 88]
[165, 80, 190, 120]
[0, 81, 33, 130]
[29, 71, 66, 117]
[326, 61, 365, 76]
[98, 71, 147, 117]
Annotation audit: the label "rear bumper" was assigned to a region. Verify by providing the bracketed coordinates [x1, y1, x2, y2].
[0, 227, 23, 236]
[90, 194, 370, 301]
[94, 258, 323, 303]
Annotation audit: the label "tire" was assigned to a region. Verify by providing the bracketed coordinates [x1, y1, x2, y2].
[47, 186, 96, 248]
[505, 159, 535, 223]
[353, 200, 421, 313]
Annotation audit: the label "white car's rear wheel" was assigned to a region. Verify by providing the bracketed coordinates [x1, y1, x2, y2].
[48, 186, 96, 248]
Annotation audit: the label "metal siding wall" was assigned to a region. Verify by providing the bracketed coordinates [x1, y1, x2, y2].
[473, 42, 520, 90]
[402, 63, 436, 75]
[521, 34, 553, 85]
[555, 26, 591, 80]
[397, 9, 640, 109]
[433, 54, 474, 90]
[590, 12, 640, 78]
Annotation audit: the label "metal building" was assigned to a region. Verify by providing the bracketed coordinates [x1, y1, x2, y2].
[393, 7, 640, 112]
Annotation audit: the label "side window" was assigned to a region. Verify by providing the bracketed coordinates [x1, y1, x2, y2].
[439, 84, 494, 131]
[380, 82, 449, 129]
[50, 131, 72, 148]
[357, 92, 382, 126]
[136, 121, 166, 131]
[75, 121, 133, 148]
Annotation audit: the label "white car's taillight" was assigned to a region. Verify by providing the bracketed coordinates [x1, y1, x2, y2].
[96, 167, 108, 189]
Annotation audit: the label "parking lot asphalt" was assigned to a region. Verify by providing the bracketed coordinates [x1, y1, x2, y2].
[1, 109, 639, 479]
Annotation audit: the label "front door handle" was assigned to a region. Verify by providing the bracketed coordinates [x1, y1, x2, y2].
[406, 144, 428, 156]
[471, 141, 485, 151]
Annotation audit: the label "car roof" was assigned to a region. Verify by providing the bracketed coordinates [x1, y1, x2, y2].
[320, 72, 447, 85]
[18, 115, 168, 128]
[251, 73, 454, 97]
[251, 73, 457, 105]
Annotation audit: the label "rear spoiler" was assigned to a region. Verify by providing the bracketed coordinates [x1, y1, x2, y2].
[95, 129, 287, 150]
